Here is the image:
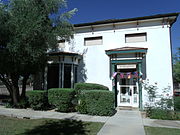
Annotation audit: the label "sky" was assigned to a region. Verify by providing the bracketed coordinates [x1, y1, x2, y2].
[67, 0, 180, 54]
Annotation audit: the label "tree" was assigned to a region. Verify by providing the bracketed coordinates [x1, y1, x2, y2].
[0, 0, 76, 106]
[173, 47, 180, 86]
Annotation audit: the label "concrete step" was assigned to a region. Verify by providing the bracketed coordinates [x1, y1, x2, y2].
[117, 106, 139, 111]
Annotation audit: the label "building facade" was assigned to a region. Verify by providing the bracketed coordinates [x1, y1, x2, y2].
[46, 13, 179, 109]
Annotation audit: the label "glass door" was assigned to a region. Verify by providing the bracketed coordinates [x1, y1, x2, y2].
[119, 85, 131, 104]
[117, 71, 139, 107]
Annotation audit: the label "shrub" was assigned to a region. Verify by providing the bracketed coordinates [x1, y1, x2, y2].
[26, 90, 48, 110]
[76, 92, 87, 114]
[77, 90, 115, 116]
[143, 82, 180, 120]
[174, 96, 180, 111]
[48, 88, 75, 112]
[148, 108, 172, 120]
[16, 98, 29, 108]
[5, 98, 29, 109]
[75, 83, 109, 92]
[148, 108, 180, 120]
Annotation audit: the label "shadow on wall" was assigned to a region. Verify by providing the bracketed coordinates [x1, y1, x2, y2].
[77, 58, 87, 83]
[17, 119, 89, 135]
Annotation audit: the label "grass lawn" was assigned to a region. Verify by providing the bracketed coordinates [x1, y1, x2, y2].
[145, 126, 180, 135]
[0, 115, 104, 135]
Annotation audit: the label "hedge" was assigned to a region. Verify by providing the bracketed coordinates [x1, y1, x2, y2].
[48, 88, 75, 112]
[26, 90, 48, 110]
[174, 96, 180, 111]
[77, 90, 115, 116]
[75, 83, 109, 93]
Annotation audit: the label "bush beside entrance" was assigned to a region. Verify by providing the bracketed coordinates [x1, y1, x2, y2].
[77, 90, 115, 116]
[143, 82, 180, 120]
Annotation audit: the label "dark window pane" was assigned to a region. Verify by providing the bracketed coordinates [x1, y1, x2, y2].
[64, 64, 71, 88]
[47, 64, 59, 89]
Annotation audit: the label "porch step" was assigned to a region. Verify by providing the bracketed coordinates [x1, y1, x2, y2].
[117, 106, 138, 111]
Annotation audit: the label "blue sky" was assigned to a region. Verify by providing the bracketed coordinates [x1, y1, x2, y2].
[1, 0, 179, 53]
[67, 0, 180, 54]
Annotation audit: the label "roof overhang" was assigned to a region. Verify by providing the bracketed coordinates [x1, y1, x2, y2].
[105, 47, 148, 55]
[47, 51, 82, 57]
[74, 13, 179, 29]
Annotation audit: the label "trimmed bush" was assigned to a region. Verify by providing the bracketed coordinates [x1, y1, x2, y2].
[26, 90, 48, 110]
[48, 88, 75, 112]
[76, 92, 87, 114]
[148, 108, 180, 120]
[77, 90, 115, 116]
[75, 83, 109, 92]
[148, 108, 172, 120]
[174, 96, 180, 111]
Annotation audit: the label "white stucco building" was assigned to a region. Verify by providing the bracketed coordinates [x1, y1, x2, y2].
[46, 13, 179, 109]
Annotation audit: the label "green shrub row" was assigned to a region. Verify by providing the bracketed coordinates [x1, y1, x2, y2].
[26, 83, 115, 116]
[26, 89, 76, 112]
[26, 90, 48, 110]
[48, 88, 76, 112]
[77, 90, 115, 116]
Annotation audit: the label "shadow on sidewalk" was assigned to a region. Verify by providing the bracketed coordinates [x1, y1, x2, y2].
[17, 119, 89, 135]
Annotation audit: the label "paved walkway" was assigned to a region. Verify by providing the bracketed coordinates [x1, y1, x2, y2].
[0, 105, 180, 135]
[98, 110, 145, 135]
[143, 118, 180, 129]
[0, 105, 109, 123]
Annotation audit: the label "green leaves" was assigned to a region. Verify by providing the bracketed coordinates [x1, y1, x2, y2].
[48, 88, 76, 112]
[173, 48, 180, 83]
[0, 0, 76, 105]
[0, 0, 75, 74]
[77, 90, 115, 116]
[173, 61, 180, 82]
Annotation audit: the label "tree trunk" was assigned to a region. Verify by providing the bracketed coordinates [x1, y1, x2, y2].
[0, 74, 13, 99]
[11, 73, 20, 106]
[21, 74, 29, 99]
[12, 86, 19, 105]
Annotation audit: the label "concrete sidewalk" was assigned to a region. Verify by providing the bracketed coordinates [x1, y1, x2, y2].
[143, 118, 180, 129]
[1, 105, 180, 135]
[0, 105, 109, 123]
[98, 110, 145, 135]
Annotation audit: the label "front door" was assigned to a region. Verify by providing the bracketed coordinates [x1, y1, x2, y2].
[117, 85, 138, 107]
[117, 70, 139, 107]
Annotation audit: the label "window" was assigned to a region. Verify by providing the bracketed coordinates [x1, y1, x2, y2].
[125, 33, 147, 43]
[47, 64, 59, 89]
[84, 36, 103, 46]
[58, 39, 65, 48]
[63, 64, 71, 88]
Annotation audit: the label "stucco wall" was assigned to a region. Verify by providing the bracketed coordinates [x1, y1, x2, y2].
[63, 21, 174, 104]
